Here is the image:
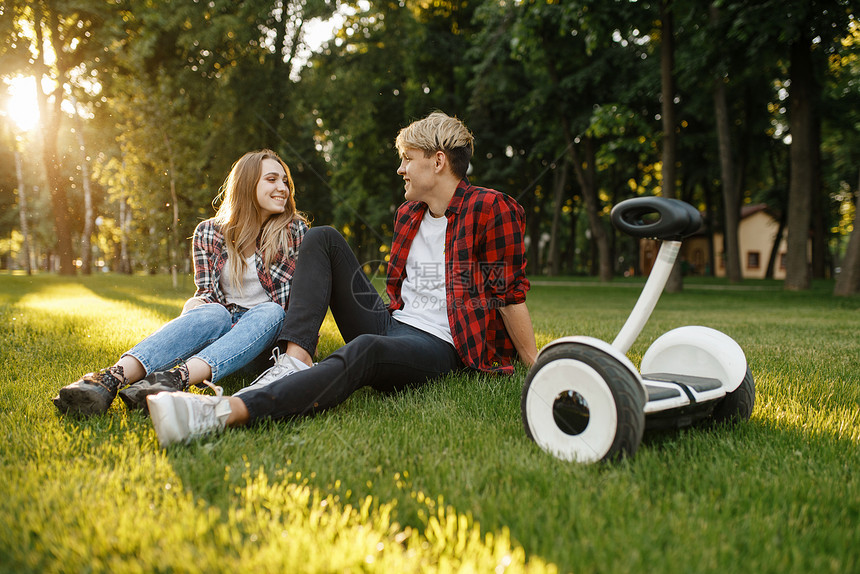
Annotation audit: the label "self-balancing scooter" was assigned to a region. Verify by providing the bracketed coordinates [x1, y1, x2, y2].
[521, 196, 755, 463]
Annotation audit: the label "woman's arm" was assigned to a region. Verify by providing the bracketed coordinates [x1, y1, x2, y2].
[192, 220, 220, 304]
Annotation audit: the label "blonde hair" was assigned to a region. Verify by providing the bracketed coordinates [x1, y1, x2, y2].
[213, 149, 306, 293]
[395, 111, 474, 179]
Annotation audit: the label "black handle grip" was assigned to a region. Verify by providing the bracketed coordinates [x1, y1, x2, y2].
[610, 196, 702, 240]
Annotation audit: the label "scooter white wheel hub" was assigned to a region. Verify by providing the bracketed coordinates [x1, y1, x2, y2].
[524, 358, 618, 463]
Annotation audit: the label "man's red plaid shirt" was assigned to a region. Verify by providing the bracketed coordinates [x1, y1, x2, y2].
[386, 179, 530, 374]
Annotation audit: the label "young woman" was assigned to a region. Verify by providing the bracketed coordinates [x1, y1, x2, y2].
[53, 149, 309, 416]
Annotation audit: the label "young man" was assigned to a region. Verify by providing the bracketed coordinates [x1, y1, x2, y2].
[147, 112, 538, 447]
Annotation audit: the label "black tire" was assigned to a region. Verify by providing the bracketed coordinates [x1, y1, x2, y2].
[710, 366, 755, 424]
[521, 343, 646, 463]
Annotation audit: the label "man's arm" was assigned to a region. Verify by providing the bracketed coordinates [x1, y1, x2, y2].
[499, 301, 538, 367]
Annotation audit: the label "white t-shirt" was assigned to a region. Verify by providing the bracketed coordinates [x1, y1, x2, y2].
[392, 209, 453, 344]
[220, 254, 270, 308]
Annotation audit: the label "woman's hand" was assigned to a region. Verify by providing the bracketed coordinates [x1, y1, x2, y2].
[182, 297, 208, 314]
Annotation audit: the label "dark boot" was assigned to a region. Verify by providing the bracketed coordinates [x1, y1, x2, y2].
[118, 365, 189, 411]
[53, 366, 127, 416]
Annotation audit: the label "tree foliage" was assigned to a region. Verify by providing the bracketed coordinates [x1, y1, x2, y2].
[0, 0, 856, 293]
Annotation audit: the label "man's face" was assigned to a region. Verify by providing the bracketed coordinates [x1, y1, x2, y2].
[397, 147, 438, 202]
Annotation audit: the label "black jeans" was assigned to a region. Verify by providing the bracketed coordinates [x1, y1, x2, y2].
[238, 226, 464, 421]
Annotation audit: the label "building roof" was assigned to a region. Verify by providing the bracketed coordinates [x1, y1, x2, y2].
[740, 203, 770, 219]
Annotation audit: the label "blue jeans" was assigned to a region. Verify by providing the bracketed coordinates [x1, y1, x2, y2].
[238, 226, 464, 421]
[123, 301, 285, 382]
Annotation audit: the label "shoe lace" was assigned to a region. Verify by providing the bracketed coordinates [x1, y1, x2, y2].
[266, 348, 295, 377]
[169, 360, 190, 387]
[240, 348, 299, 392]
[197, 379, 224, 397]
[184, 382, 229, 435]
[107, 365, 129, 388]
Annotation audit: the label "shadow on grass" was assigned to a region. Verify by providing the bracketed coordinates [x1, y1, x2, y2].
[145, 387, 859, 574]
[638, 415, 859, 475]
[0, 273, 187, 329]
[33, 347, 855, 574]
[15, 273, 858, 572]
[77, 278, 188, 323]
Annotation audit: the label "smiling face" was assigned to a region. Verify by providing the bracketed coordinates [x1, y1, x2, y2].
[397, 147, 440, 204]
[255, 158, 290, 220]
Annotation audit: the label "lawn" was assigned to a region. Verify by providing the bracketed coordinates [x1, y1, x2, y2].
[0, 272, 858, 573]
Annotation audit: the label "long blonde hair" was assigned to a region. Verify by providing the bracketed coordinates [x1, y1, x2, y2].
[213, 149, 306, 292]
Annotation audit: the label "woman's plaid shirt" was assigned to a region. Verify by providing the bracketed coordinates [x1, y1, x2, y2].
[191, 218, 309, 311]
[386, 180, 530, 374]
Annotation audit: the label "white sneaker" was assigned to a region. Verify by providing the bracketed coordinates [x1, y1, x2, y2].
[235, 348, 310, 397]
[147, 385, 232, 448]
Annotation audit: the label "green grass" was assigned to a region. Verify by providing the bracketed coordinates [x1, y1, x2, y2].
[1, 273, 858, 573]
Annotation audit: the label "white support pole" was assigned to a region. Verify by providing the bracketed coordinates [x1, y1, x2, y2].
[611, 240, 681, 354]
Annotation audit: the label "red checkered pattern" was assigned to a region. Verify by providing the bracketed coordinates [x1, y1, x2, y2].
[387, 180, 530, 374]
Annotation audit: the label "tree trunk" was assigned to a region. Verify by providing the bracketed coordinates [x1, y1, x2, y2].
[566, 204, 578, 273]
[119, 159, 132, 274]
[119, 196, 131, 273]
[43, 145, 75, 275]
[72, 98, 94, 275]
[765, 215, 786, 280]
[703, 177, 716, 277]
[833, 171, 860, 296]
[526, 193, 542, 276]
[713, 76, 743, 283]
[34, 3, 75, 275]
[547, 159, 569, 276]
[567, 137, 612, 282]
[811, 188, 828, 279]
[765, 146, 788, 280]
[785, 36, 814, 291]
[541, 33, 611, 281]
[811, 97, 827, 279]
[710, 4, 742, 284]
[661, 0, 682, 292]
[13, 151, 33, 274]
[162, 130, 180, 288]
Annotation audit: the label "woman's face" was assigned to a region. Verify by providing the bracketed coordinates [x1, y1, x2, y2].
[256, 158, 290, 219]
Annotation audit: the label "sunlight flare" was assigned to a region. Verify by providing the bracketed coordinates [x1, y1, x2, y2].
[4, 75, 40, 132]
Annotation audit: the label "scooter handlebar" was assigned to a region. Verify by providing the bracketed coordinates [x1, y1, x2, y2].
[610, 196, 702, 240]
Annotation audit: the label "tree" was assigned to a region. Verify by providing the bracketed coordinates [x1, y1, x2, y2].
[708, 3, 743, 283]
[4, 0, 858, 283]
[679, 0, 785, 284]
[306, 0, 479, 259]
[467, 0, 553, 274]
[676, 0, 851, 287]
[0, 0, 112, 274]
[658, 0, 687, 292]
[13, 148, 33, 274]
[502, 0, 656, 282]
[779, 0, 851, 290]
[834, 178, 860, 296]
[70, 97, 94, 274]
[93, 0, 336, 272]
[784, 26, 816, 290]
[828, 17, 860, 295]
